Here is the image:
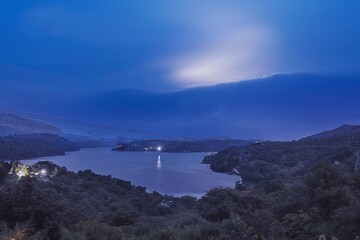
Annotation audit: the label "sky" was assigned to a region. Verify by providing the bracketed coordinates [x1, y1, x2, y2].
[1, 1, 360, 140]
[1, 0, 360, 98]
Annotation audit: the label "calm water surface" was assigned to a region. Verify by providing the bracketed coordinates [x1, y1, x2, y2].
[21, 148, 239, 196]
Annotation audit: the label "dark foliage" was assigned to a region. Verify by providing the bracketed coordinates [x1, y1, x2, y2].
[0, 161, 360, 239]
[0, 134, 80, 160]
[203, 132, 360, 185]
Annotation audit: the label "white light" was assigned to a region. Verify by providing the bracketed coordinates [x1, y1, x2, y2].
[41, 169, 47, 175]
[17, 170, 25, 178]
[157, 155, 161, 169]
[157, 146, 162, 151]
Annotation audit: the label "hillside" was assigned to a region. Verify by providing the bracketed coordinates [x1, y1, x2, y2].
[1, 156, 360, 239]
[113, 139, 251, 153]
[0, 113, 115, 149]
[0, 134, 80, 160]
[203, 125, 360, 184]
[0, 113, 61, 136]
[303, 124, 360, 140]
[62, 133, 114, 148]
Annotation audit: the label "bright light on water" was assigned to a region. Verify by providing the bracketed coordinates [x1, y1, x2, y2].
[157, 155, 161, 169]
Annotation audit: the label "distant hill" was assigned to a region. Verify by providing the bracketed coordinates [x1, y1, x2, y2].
[62, 133, 114, 148]
[2, 73, 360, 140]
[68, 73, 360, 140]
[0, 133, 80, 160]
[302, 124, 360, 140]
[113, 138, 251, 153]
[0, 113, 114, 148]
[202, 124, 360, 184]
[0, 113, 61, 136]
[0, 125, 23, 136]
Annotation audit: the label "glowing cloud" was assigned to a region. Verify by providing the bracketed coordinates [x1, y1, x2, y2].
[163, 5, 279, 87]
[173, 27, 277, 86]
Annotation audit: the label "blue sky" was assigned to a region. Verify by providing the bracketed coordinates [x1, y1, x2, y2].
[1, 0, 360, 97]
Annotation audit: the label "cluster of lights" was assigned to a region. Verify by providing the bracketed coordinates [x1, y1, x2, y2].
[144, 146, 162, 151]
[15, 168, 48, 179]
[17, 170, 26, 178]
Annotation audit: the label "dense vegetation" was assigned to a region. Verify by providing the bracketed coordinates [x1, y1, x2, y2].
[113, 139, 251, 153]
[0, 134, 80, 160]
[0, 161, 258, 240]
[0, 159, 360, 239]
[203, 131, 360, 184]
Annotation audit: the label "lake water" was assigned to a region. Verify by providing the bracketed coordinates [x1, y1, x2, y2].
[21, 148, 239, 197]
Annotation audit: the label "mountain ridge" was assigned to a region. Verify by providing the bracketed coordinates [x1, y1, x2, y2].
[2, 73, 360, 140]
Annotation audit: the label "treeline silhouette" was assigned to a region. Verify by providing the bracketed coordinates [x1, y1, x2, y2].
[0, 160, 360, 239]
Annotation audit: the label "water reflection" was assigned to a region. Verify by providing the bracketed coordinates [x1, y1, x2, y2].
[157, 154, 161, 169]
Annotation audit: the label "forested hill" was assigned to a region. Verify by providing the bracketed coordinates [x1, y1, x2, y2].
[0, 134, 80, 160]
[113, 138, 251, 153]
[302, 124, 360, 140]
[203, 124, 360, 184]
[1, 158, 360, 239]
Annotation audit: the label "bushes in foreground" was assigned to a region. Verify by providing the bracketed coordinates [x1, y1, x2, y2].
[1, 162, 360, 239]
